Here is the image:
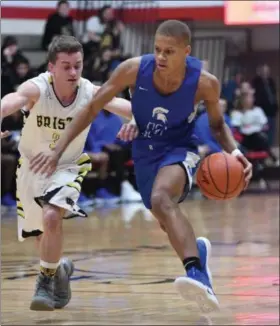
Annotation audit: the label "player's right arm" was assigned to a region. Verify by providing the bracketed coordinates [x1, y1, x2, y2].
[1, 81, 40, 118]
[1, 81, 40, 138]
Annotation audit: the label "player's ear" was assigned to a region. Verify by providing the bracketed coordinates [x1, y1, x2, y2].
[185, 45, 191, 56]
[48, 62, 54, 73]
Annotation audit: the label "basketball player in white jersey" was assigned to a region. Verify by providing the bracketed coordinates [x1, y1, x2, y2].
[0, 35, 133, 311]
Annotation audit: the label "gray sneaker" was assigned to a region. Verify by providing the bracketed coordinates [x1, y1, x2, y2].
[54, 258, 74, 309]
[30, 274, 55, 311]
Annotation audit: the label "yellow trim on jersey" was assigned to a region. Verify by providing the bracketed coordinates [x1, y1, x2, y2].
[16, 197, 25, 219]
[17, 210, 25, 219]
[17, 202, 23, 210]
[67, 182, 81, 193]
[78, 167, 91, 176]
[76, 153, 91, 166]
[76, 176, 83, 184]
[66, 154, 92, 193]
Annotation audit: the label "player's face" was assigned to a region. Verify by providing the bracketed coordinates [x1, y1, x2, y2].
[49, 51, 83, 89]
[154, 35, 191, 74]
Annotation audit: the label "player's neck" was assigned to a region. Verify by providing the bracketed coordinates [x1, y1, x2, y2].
[52, 80, 78, 104]
[154, 63, 186, 85]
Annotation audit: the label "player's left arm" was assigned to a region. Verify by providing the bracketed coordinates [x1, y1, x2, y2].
[201, 73, 236, 153]
[200, 72, 252, 186]
[92, 85, 132, 120]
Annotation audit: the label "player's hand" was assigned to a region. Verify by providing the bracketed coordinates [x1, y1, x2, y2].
[30, 150, 59, 177]
[1, 130, 11, 139]
[236, 153, 253, 189]
[117, 122, 139, 142]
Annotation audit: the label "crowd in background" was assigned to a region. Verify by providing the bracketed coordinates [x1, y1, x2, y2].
[1, 0, 279, 210]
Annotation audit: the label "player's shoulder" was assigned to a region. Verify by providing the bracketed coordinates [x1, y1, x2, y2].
[196, 70, 220, 101]
[80, 76, 95, 89]
[79, 77, 96, 101]
[29, 71, 50, 84]
[198, 70, 220, 91]
[119, 56, 142, 72]
[27, 71, 50, 93]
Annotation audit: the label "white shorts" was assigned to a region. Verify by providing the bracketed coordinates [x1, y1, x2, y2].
[16, 153, 92, 242]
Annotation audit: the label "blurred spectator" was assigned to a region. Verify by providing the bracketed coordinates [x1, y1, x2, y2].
[81, 110, 141, 205]
[231, 92, 278, 164]
[2, 55, 34, 98]
[233, 81, 255, 109]
[1, 70, 15, 98]
[237, 81, 254, 95]
[42, 0, 75, 51]
[83, 5, 124, 60]
[83, 47, 113, 83]
[252, 64, 279, 146]
[1, 36, 25, 71]
[194, 98, 233, 158]
[221, 72, 243, 112]
[11, 58, 35, 90]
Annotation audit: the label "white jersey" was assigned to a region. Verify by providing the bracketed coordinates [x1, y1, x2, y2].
[18, 72, 95, 165]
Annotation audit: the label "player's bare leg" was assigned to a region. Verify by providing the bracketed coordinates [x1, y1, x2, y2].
[151, 165, 198, 260]
[150, 165, 219, 313]
[30, 204, 73, 311]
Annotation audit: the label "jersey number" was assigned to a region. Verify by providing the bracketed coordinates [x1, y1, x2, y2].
[49, 132, 60, 149]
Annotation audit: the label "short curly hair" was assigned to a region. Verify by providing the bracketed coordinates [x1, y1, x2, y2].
[156, 20, 191, 46]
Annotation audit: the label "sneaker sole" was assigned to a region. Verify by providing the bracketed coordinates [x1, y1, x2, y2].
[54, 259, 74, 309]
[197, 237, 213, 285]
[174, 277, 219, 314]
[30, 297, 54, 311]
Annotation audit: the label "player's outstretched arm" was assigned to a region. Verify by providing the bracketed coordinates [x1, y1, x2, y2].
[201, 72, 252, 186]
[1, 81, 39, 119]
[92, 85, 133, 120]
[103, 97, 132, 120]
[1, 81, 40, 138]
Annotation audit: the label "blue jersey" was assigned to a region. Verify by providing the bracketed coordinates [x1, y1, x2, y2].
[131, 54, 201, 162]
[130, 54, 202, 209]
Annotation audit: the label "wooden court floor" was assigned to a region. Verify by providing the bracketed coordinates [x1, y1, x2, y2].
[1, 194, 279, 325]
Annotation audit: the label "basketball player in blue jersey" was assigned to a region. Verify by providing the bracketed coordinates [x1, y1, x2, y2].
[31, 20, 252, 313]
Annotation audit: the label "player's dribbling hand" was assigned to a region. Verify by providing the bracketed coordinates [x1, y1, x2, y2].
[1, 131, 11, 139]
[30, 151, 59, 177]
[117, 122, 139, 142]
[235, 153, 253, 189]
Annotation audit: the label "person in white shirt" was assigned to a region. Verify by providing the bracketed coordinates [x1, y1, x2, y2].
[83, 5, 124, 59]
[231, 91, 277, 162]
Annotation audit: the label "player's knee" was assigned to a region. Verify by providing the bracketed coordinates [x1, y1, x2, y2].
[151, 189, 174, 217]
[42, 206, 62, 233]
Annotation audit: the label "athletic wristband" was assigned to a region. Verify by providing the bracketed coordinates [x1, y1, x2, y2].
[231, 149, 242, 156]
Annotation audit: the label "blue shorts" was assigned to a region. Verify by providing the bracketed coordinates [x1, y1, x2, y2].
[133, 148, 200, 209]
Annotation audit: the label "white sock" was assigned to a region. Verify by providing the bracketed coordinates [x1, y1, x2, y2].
[40, 260, 60, 269]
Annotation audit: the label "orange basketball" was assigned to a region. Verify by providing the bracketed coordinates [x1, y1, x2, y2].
[196, 152, 245, 200]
